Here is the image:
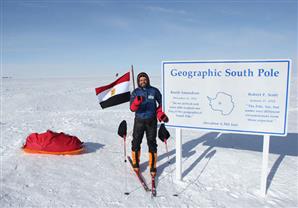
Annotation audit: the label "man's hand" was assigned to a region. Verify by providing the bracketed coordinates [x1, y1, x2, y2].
[157, 112, 169, 123]
[160, 113, 169, 123]
[130, 96, 144, 112]
[134, 96, 143, 105]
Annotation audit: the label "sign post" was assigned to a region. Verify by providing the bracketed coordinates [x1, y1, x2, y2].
[261, 134, 270, 197]
[162, 59, 291, 196]
[176, 128, 182, 181]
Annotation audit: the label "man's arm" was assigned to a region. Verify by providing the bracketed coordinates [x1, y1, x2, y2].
[130, 90, 143, 112]
[156, 89, 169, 123]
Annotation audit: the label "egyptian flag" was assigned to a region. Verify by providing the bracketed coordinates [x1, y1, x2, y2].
[95, 72, 130, 109]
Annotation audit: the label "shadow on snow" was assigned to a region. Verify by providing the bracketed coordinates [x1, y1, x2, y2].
[156, 132, 298, 193]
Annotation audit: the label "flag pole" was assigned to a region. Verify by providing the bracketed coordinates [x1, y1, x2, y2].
[131, 65, 136, 90]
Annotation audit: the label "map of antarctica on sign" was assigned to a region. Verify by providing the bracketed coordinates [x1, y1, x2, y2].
[162, 60, 291, 135]
[207, 92, 235, 116]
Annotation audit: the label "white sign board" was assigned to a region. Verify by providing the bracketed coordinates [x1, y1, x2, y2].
[162, 60, 291, 136]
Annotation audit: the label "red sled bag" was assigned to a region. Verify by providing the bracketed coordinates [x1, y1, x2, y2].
[23, 130, 84, 155]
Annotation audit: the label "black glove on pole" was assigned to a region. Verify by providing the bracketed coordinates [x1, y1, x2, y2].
[158, 123, 170, 142]
[158, 123, 171, 164]
[118, 120, 127, 162]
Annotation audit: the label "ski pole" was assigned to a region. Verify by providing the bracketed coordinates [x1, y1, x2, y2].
[117, 120, 129, 195]
[123, 135, 127, 163]
[123, 135, 130, 195]
[118, 120, 127, 162]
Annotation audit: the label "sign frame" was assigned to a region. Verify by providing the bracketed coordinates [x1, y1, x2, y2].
[162, 59, 291, 136]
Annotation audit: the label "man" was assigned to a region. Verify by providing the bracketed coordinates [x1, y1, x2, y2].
[130, 72, 169, 177]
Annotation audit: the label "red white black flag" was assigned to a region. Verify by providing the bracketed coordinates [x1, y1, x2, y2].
[95, 72, 130, 109]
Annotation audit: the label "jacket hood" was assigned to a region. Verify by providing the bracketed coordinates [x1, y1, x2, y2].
[137, 72, 150, 87]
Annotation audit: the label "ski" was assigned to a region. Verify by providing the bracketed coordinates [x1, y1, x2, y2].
[127, 156, 151, 192]
[151, 175, 157, 197]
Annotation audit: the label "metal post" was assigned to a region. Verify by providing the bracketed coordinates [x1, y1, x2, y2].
[131, 65, 135, 90]
[176, 128, 182, 181]
[123, 135, 127, 163]
[260, 134, 270, 197]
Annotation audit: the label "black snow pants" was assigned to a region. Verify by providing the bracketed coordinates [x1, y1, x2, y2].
[132, 117, 157, 153]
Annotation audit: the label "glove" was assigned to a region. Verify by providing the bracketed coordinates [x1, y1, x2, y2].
[130, 96, 143, 112]
[135, 96, 143, 105]
[117, 120, 127, 138]
[156, 106, 169, 123]
[157, 112, 169, 123]
[158, 123, 170, 142]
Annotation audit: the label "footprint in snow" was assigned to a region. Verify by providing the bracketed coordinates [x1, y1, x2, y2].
[229, 192, 239, 199]
[206, 186, 213, 191]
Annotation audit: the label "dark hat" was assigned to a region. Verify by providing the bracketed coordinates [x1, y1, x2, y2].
[137, 72, 150, 87]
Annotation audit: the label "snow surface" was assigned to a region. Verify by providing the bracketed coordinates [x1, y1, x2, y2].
[1, 75, 297, 208]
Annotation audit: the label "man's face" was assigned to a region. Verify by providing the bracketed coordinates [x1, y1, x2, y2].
[139, 76, 148, 88]
[139, 77, 148, 87]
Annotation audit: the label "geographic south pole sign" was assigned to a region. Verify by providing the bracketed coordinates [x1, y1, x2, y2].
[162, 60, 291, 196]
[162, 60, 291, 135]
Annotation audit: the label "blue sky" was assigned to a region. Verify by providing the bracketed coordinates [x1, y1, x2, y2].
[2, 0, 297, 77]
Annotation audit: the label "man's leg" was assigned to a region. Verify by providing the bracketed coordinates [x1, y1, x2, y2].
[132, 118, 145, 171]
[145, 118, 158, 176]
